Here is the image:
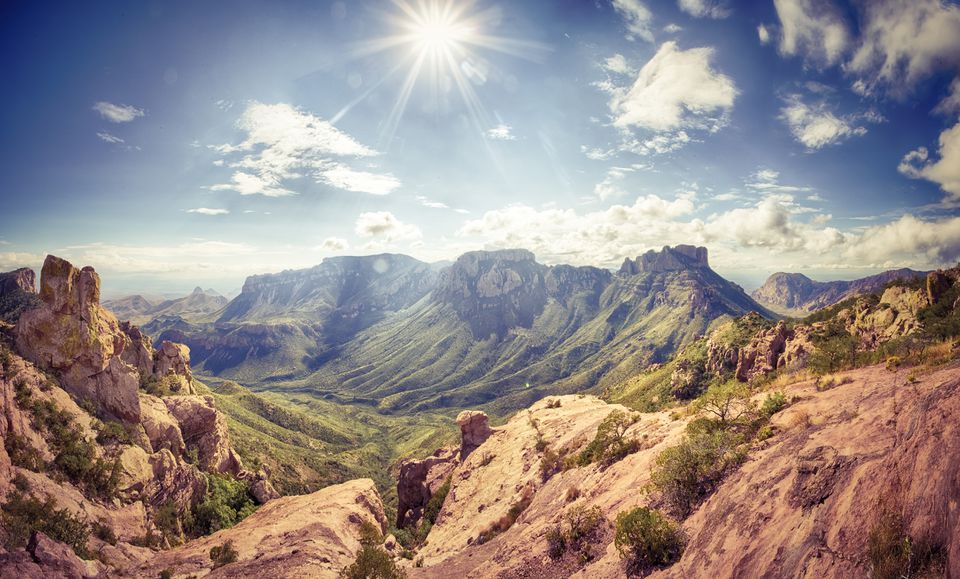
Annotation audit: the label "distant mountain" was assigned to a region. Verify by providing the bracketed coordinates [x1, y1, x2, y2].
[105, 286, 229, 325]
[0, 267, 40, 323]
[752, 268, 927, 315]
[150, 246, 773, 415]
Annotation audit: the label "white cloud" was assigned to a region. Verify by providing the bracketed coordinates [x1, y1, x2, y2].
[96, 132, 124, 144]
[187, 208, 230, 216]
[486, 124, 517, 141]
[746, 169, 813, 195]
[354, 212, 422, 242]
[779, 94, 868, 149]
[318, 237, 349, 251]
[622, 131, 692, 156]
[603, 41, 737, 134]
[848, 0, 960, 93]
[317, 164, 401, 195]
[415, 196, 451, 210]
[898, 121, 960, 201]
[757, 24, 771, 45]
[934, 78, 960, 116]
[773, 0, 849, 66]
[663, 23, 683, 34]
[612, 0, 654, 42]
[594, 167, 630, 200]
[678, 0, 729, 19]
[847, 214, 960, 265]
[209, 101, 398, 197]
[210, 171, 293, 197]
[581, 146, 617, 161]
[603, 54, 635, 76]
[93, 101, 145, 123]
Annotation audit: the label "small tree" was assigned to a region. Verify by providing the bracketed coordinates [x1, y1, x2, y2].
[614, 507, 684, 572]
[577, 410, 640, 466]
[696, 381, 754, 427]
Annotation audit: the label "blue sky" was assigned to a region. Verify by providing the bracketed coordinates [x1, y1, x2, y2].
[2, 0, 959, 295]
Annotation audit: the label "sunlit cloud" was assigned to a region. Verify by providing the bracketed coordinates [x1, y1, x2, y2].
[187, 207, 230, 215]
[92, 101, 145, 123]
[96, 132, 125, 144]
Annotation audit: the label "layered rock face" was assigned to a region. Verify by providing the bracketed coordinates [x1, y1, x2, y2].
[619, 245, 709, 275]
[121, 478, 386, 578]
[0, 267, 35, 295]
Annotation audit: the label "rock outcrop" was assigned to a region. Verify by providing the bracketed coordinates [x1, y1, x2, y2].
[396, 448, 459, 528]
[163, 395, 242, 475]
[456, 410, 492, 456]
[0, 267, 35, 295]
[120, 478, 386, 578]
[154, 340, 194, 394]
[735, 321, 790, 382]
[619, 245, 709, 275]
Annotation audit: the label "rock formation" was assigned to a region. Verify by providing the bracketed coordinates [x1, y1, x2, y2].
[751, 268, 927, 314]
[0, 267, 35, 295]
[619, 245, 709, 275]
[735, 321, 791, 382]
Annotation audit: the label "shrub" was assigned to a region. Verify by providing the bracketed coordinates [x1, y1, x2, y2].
[695, 381, 754, 427]
[93, 520, 118, 545]
[546, 399, 562, 409]
[96, 421, 132, 446]
[358, 519, 383, 547]
[614, 507, 684, 572]
[421, 476, 451, 527]
[540, 446, 564, 482]
[867, 504, 946, 579]
[342, 545, 407, 579]
[565, 486, 580, 503]
[1, 491, 90, 558]
[546, 525, 566, 559]
[650, 429, 745, 518]
[577, 410, 640, 467]
[885, 356, 902, 372]
[5, 432, 45, 472]
[209, 540, 239, 569]
[761, 391, 789, 417]
[159, 569, 174, 579]
[191, 474, 257, 536]
[477, 488, 534, 544]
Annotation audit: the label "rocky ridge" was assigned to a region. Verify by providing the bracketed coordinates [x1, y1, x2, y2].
[751, 268, 927, 315]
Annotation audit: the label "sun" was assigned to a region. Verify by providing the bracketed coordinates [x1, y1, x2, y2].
[347, 0, 548, 146]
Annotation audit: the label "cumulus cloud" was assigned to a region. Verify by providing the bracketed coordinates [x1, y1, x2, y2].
[779, 94, 869, 149]
[678, 0, 729, 19]
[93, 101, 145, 123]
[209, 101, 398, 197]
[934, 78, 960, 116]
[847, 214, 960, 265]
[603, 54, 635, 75]
[848, 0, 960, 93]
[603, 41, 737, 133]
[486, 124, 517, 141]
[187, 208, 230, 215]
[757, 24, 771, 45]
[318, 237, 349, 251]
[612, 0, 654, 42]
[96, 132, 125, 144]
[773, 0, 849, 66]
[354, 212, 422, 243]
[898, 121, 960, 201]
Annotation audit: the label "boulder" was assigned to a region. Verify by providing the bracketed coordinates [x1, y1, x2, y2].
[116, 445, 153, 499]
[154, 341, 194, 394]
[736, 321, 790, 382]
[148, 449, 207, 509]
[927, 270, 953, 305]
[396, 447, 459, 528]
[138, 394, 185, 456]
[118, 321, 154, 376]
[28, 531, 104, 578]
[457, 410, 493, 456]
[163, 395, 242, 475]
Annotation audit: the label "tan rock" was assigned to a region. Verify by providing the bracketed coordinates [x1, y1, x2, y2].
[138, 394, 186, 456]
[119, 321, 155, 376]
[396, 447, 459, 528]
[163, 395, 242, 474]
[456, 410, 492, 457]
[28, 531, 104, 579]
[154, 340, 194, 394]
[148, 449, 207, 510]
[119, 478, 387, 578]
[116, 445, 153, 499]
[736, 321, 789, 382]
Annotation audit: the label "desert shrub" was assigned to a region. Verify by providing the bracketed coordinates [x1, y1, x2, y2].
[191, 474, 257, 536]
[540, 446, 564, 482]
[549, 505, 606, 562]
[477, 488, 534, 544]
[478, 452, 495, 466]
[565, 486, 580, 502]
[93, 520, 117, 545]
[358, 519, 383, 547]
[156, 501, 193, 546]
[577, 410, 640, 467]
[650, 429, 745, 518]
[808, 328, 857, 375]
[5, 432, 45, 472]
[546, 525, 566, 559]
[209, 539, 239, 569]
[614, 507, 684, 572]
[885, 356, 902, 372]
[12, 472, 30, 492]
[695, 381, 754, 427]
[96, 420, 132, 445]
[867, 505, 946, 579]
[159, 569, 174, 579]
[761, 391, 789, 417]
[130, 531, 163, 549]
[1, 491, 90, 558]
[341, 544, 406, 579]
[546, 399, 562, 409]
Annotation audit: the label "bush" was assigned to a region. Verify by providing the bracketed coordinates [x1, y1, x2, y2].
[342, 545, 407, 579]
[1, 491, 90, 558]
[358, 519, 383, 547]
[650, 429, 745, 518]
[614, 507, 684, 572]
[761, 391, 789, 417]
[477, 488, 534, 544]
[96, 421, 132, 445]
[885, 356, 902, 372]
[867, 505, 946, 579]
[577, 410, 640, 467]
[421, 476, 450, 527]
[93, 520, 118, 545]
[695, 381, 754, 426]
[209, 539, 239, 569]
[191, 474, 257, 536]
[5, 432, 45, 472]
[546, 525, 566, 559]
[548, 505, 606, 562]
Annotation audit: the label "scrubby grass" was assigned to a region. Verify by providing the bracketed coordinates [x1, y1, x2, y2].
[867, 502, 946, 579]
[547, 505, 606, 563]
[614, 507, 684, 573]
[1, 491, 90, 558]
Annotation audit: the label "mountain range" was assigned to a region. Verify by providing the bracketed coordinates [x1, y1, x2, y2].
[751, 268, 927, 315]
[142, 246, 773, 415]
[104, 287, 228, 325]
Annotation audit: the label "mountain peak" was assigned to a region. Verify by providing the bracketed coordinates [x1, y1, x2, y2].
[192, 286, 204, 295]
[619, 244, 709, 275]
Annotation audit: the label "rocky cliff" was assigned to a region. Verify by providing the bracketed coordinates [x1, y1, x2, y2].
[619, 245, 709, 275]
[752, 268, 926, 315]
[0, 267, 39, 323]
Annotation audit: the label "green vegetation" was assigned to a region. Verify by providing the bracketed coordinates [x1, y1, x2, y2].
[546, 505, 606, 563]
[476, 488, 535, 545]
[209, 539, 239, 569]
[694, 381, 754, 426]
[95, 420, 133, 445]
[1, 491, 90, 558]
[614, 507, 684, 572]
[192, 473, 257, 536]
[341, 519, 407, 578]
[760, 391, 789, 417]
[576, 410, 640, 467]
[867, 503, 945, 579]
